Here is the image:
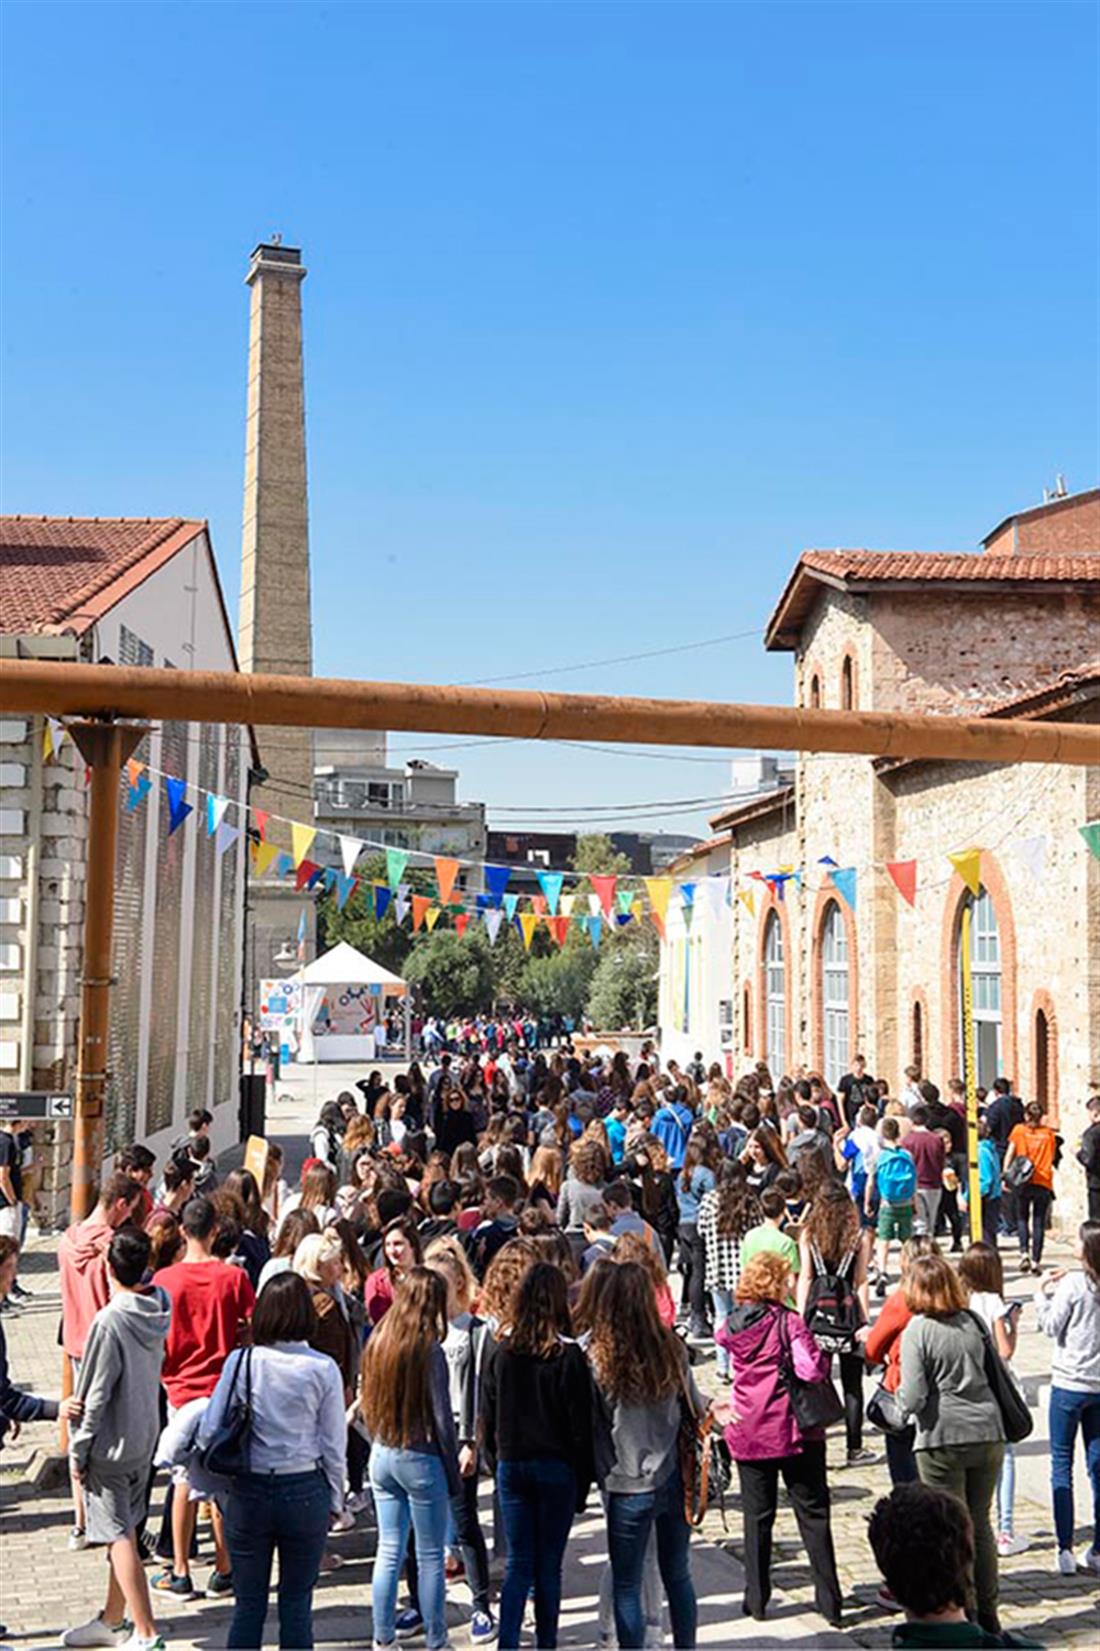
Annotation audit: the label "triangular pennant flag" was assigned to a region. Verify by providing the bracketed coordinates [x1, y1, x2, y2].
[126, 757, 145, 790]
[1013, 836, 1048, 882]
[792, 870, 803, 892]
[411, 893, 431, 932]
[631, 898, 644, 920]
[830, 866, 857, 911]
[295, 858, 321, 892]
[551, 916, 569, 947]
[483, 908, 503, 945]
[650, 911, 666, 941]
[386, 847, 410, 890]
[395, 885, 411, 925]
[532, 895, 548, 917]
[373, 883, 393, 921]
[948, 849, 982, 897]
[455, 912, 470, 937]
[425, 906, 441, 933]
[206, 793, 230, 836]
[738, 888, 755, 916]
[125, 774, 152, 812]
[885, 859, 917, 908]
[275, 852, 294, 878]
[254, 809, 269, 841]
[748, 870, 765, 883]
[484, 864, 511, 904]
[1080, 822, 1100, 862]
[336, 872, 358, 911]
[818, 855, 838, 868]
[164, 776, 192, 836]
[503, 893, 519, 922]
[214, 821, 239, 857]
[537, 871, 564, 916]
[616, 912, 633, 927]
[615, 888, 635, 916]
[561, 893, 576, 918]
[680, 882, 697, 909]
[434, 857, 460, 907]
[322, 868, 338, 890]
[644, 876, 673, 923]
[588, 915, 603, 948]
[589, 874, 617, 919]
[43, 718, 65, 762]
[702, 876, 728, 919]
[588, 893, 602, 917]
[291, 822, 317, 868]
[340, 835, 366, 878]
[252, 839, 279, 877]
[519, 912, 538, 951]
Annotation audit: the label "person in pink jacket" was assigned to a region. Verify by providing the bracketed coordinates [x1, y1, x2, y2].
[716, 1249, 843, 1627]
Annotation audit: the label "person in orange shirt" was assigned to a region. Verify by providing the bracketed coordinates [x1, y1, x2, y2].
[1003, 1102, 1059, 1272]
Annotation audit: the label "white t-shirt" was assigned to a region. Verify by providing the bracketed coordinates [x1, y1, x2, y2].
[968, 1289, 1009, 1332]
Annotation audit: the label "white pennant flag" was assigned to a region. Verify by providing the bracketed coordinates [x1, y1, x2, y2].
[340, 835, 366, 878]
[1013, 835, 1047, 882]
[588, 893, 602, 917]
[484, 908, 504, 945]
[394, 884, 411, 925]
[560, 893, 576, 917]
[704, 875, 730, 918]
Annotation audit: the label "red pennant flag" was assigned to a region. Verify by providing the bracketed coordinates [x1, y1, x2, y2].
[254, 809, 269, 841]
[455, 912, 470, 937]
[886, 859, 918, 907]
[532, 894, 547, 916]
[412, 893, 431, 933]
[747, 870, 765, 883]
[295, 858, 320, 891]
[551, 916, 569, 947]
[434, 856, 460, 907]
[589, 874, 617, 919]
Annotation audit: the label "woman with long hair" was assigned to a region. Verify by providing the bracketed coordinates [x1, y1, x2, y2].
[859, 1235, 939, 1486]
[361, 1268, 460, 1651]
[435, 1081, 479, 1159]
[365, 1219, 423, 1325]
[698, 1159, 763, 1376]
[797, 1181, 872, 1467]
[628, 1138, 680, 1264]
[527, 1144, 565, 1211]
[277, 1163, 339, 1237]
[556, 1137, 607, 1238]
[614, 1230, 675, 1327]
[309, 1100, 347, 1172]
[292, 1231, 360, 1403]
[480, 1263, 593, 1651]
[479, 1238, 539, 1337]
[587, 1261, 704, 1650]
[1034, 1219, 1100, 1575]
[257, 1208, 320, 1294]
[742, 1126, 788, 1196]
[897, 1253, 1006, 1632]
[676, 1132, 718, 1342]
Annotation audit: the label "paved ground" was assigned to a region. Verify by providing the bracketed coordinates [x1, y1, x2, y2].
[1, 1062, 1096, 1648]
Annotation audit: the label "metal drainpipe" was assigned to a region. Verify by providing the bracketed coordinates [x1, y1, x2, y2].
[18, 714, 43, 1089]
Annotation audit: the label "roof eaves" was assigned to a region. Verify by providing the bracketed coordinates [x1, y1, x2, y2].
[710, 784, 795, 831]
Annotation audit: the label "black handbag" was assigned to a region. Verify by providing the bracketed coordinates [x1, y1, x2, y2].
[775, 1307, 844, 1434]
[965, 1311, 1033, 1444]
[866, 1380, 909, 1437]
[197, 1347, 254, 1476]
[1003, 1155, 1034, 1191]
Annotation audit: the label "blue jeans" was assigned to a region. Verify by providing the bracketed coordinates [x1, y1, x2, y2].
[711, 1288, 734, 1377]
[996, 1442, 1016, 1536]
[1049, 1387, 1100, 1553]
[223, 1468, 330, 1650]
[371, 1444, 450, 1649]
[606, 1467, 697, 1650]
[496, 1457, 576, 1650]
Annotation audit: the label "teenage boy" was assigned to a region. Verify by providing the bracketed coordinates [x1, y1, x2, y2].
[838, 1054, 878, 1128]
[63, 1228, 171, 1651]
[465, 1175, 521, 1280]
[740, 1186, 800, 1279]
[580, 1201, 616, 1274]
[151, 1196, 254, 1601]
[870, 1119, 918, 1295]
[905, 1104, 945, 1238]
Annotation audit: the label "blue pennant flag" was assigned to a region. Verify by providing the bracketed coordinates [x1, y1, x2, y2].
[484, 864, 511, 904]
[336, 872, 357, 911]
[831, 866, 857, 911]
[503, 892, 519, 922]
[206, 793, 230, 837]
[322, 868, 338, 890]
[374, 884, 393, 921]
[818, 855, 839, 868]
[475, 893, 492, 910]
[616, 911, 633, 927]
[275, 852, 293, 878]
[125, 775, 151, 812]
[537, 871, 564, 916]
[588, 915, 603, 948]
[164, 776, 192, 836]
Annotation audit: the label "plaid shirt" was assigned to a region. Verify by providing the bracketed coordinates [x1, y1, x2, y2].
[698, 1188, 743, 1293]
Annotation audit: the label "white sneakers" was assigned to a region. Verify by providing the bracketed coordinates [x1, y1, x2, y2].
[61, 1620, 130, 1648]
[1078, 1545, 1100, 1575]
[996, 1532, 1029, 1556]
[1056, 1548, 1077, 1574]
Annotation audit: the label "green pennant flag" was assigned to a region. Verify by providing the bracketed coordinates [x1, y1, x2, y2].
[616, 888, 635, 916]
[1080, 821, 1100, 862]
[386, 847, 410, 889]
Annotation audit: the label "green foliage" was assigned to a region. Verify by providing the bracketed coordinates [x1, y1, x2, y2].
[519, 944, 598, 1021]
[316, 854, 431, 976]
[585, 926, 659, 1031]
[570, 834, 633, 878]
[403, 929, 497, 1018]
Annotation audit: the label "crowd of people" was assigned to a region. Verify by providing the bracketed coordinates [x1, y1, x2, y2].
[1, 1044, 1099, 1651]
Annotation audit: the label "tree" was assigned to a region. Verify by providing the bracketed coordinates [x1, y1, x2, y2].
[403, 929, 497, 1018]
[586, 927, 659, 1031]
[316, 853, 433, 976]
[520, 945, 598, 1021]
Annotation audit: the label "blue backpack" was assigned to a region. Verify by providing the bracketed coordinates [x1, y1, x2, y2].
[877, 1146, 917, 1205]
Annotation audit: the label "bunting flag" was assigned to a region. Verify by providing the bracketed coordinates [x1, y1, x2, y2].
[125, 773, 152, 812]
[484, 864, 512, 904]
[550, 915, 569, 947]
[615, 888, 635, 916]
[126, 758, 145, 790]
[818, 855, 838, 868]
[394, 886, 411, 925]
[425, 906, 442, 933]
[206, 793, 230, 837]
[738, 888, 755, 917]
[386, 847, 409, 890]
[43, 717, 66, 762]
[455, 912, 470, 937]
[322, 868, 338, 890]
[254, 809, 269, 841]
[532, 895, 548, 917]
[680, 882, 697, 915]
[644, 877, 673, 924]
[561, 893, 576, 918]
[484, 908, 504, 945]
[434, 856, 460, 907]
[340, 835, 366, 878]
[792, 869, 803, 892]
[830, 866, 857, 911]
[519, 912, 538, 951]
[704, 875, 730, 918]
[537, 871, 564, 915]
[616, 912, 633, 927]
[588, 893, 602, 917]
[164, 776, 192, 836]
[335, 872, 358, 911]
[1013, 836, 1047, 881]
[297, 906, 308, 962]
[650, 911, 666, 941]
[291, 822, 317, 868]
[503, 893, 519, 922]
[412, 893, 431, 932]
[249, 839, 277, 876]
[948, 849, 982, 896]
[275, 853, 293, 877]
[214, 821, 239, 857]
[295, 859, 322, 891]
[373, 883, 393, 922]
[1080, 821, 1100, 862]
[588, 915, 603, 948]
[886, 859, 917, 907]
[589, 874, 617, 919]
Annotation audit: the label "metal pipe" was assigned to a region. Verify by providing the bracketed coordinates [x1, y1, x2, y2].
[2, 659, 1097, 767]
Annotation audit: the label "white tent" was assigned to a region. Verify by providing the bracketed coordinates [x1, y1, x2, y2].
[294, 942, 409, 1063]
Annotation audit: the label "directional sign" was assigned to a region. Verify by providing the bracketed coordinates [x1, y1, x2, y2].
[0, 1092, 74, 1121]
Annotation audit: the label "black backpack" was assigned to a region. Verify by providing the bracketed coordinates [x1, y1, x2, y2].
[804, 1243, 864, 1354]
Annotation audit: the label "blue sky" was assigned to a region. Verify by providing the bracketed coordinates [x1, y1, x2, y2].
[2, 1, 1096, 836]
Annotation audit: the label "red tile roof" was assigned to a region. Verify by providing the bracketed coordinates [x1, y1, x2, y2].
[0, 516, 206, 635]
[766, 548, 1100, 649]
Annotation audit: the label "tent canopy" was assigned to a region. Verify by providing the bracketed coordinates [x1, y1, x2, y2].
[294, 940, 407, 994]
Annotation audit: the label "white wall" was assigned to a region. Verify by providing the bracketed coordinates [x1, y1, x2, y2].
[657, 841, 734, 1075]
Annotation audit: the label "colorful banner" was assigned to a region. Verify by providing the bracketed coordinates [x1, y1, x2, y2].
[830, 866, 857, 911]
[948, 848, 982, 896]
[644, 876, 673, 923]
[484, 909, 503, 945]
[885, 859, 917, 907]
[519, 912, 538, 950]
[206, 793, 230, 836]
[412, 893, 431, 932]
[164, 776, 192, 836]
[1012, 835, 1047, 881]
[340, 835, 366, 878]
[485, 864, 512, 904]
[589, 874, 617, 919]
[291, 822, 316, 868]
[537, 871, 564, 915]
[1079, 822, 1100, 862]
[386, 848, 409, 890]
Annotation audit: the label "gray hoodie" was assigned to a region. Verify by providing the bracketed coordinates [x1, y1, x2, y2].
[1036, 1271, 1100, 1393]
[69, 1286, 172, 1474]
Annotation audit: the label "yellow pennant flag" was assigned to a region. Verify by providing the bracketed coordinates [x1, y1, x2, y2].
[644, 876, 673, 923]
[738, 888, 756, 917]
[948, 849, 982, 897]
[425, 906, 441, 933]
[434, 857, 460, 907]
[43, 718, 65, 762]
[251, 839, 280, 877]
[290, 822, 317, 868]
[631, 898, 644, 920]
[519, 912, 538, 951]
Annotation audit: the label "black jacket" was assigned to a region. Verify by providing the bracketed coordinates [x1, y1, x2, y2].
[480, 1339, 593, 1509]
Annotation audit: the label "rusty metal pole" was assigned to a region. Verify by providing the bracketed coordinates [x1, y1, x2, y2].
[66, 721, 146, 1222]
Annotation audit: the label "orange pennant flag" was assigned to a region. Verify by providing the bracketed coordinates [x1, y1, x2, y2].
[532, 895, 547, 916]
[412, 893, 432, 932]
[948, 849, 982, 896]
[434, 857, 459, 907]
[650, 910, 666, 941]
[455, 912, 470, 937]
[519, 912, 538, 951]
[126, 757, 145, 789]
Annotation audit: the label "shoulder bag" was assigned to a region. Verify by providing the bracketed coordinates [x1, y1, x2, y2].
[1003, 1155, 1034, 1190]
[197, 1346, 255, 1477]
[676, 1363, 729, 1527]
[866, 1380, 909, 1436]
[775, 1306, 844, 1434]
[964, 1311, 1033, 1444]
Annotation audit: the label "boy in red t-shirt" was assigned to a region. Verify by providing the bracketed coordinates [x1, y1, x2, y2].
[151, 1195, 254, 1601]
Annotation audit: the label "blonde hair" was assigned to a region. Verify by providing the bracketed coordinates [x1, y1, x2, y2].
[424, 1235, 478, 1314]
[292, 1229, 344, 1285]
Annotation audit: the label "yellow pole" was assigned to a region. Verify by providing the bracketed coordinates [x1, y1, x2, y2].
[960, 903, 982, 1237]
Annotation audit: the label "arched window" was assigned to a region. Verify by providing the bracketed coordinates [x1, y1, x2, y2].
[1034, 1007, 1050, 1117]
[840, 653, 854, 711]
[912, 999, 924, 1073]
[959, 887, 1002, 1087]
[809, 672, 822, 709]
[821, 901, 849, 1086]
[764, 911, 785, 1073]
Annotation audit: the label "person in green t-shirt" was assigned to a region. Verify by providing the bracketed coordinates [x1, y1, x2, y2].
[739, 1186, 801, 1280]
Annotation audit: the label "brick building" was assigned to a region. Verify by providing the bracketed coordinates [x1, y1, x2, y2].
[668, 488, 1100, 1223]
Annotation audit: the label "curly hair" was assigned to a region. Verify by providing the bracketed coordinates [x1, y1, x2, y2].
[613, 1230, 668, 1292]
[868, 1484, 973, 1616]
[568, 1137, 607, 1188]
[479, 1237, 539, 1335]
[509, 1262, 572, 1359]
[736, 1249, 791, 1304]
[587, 1262, 683, 1405]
